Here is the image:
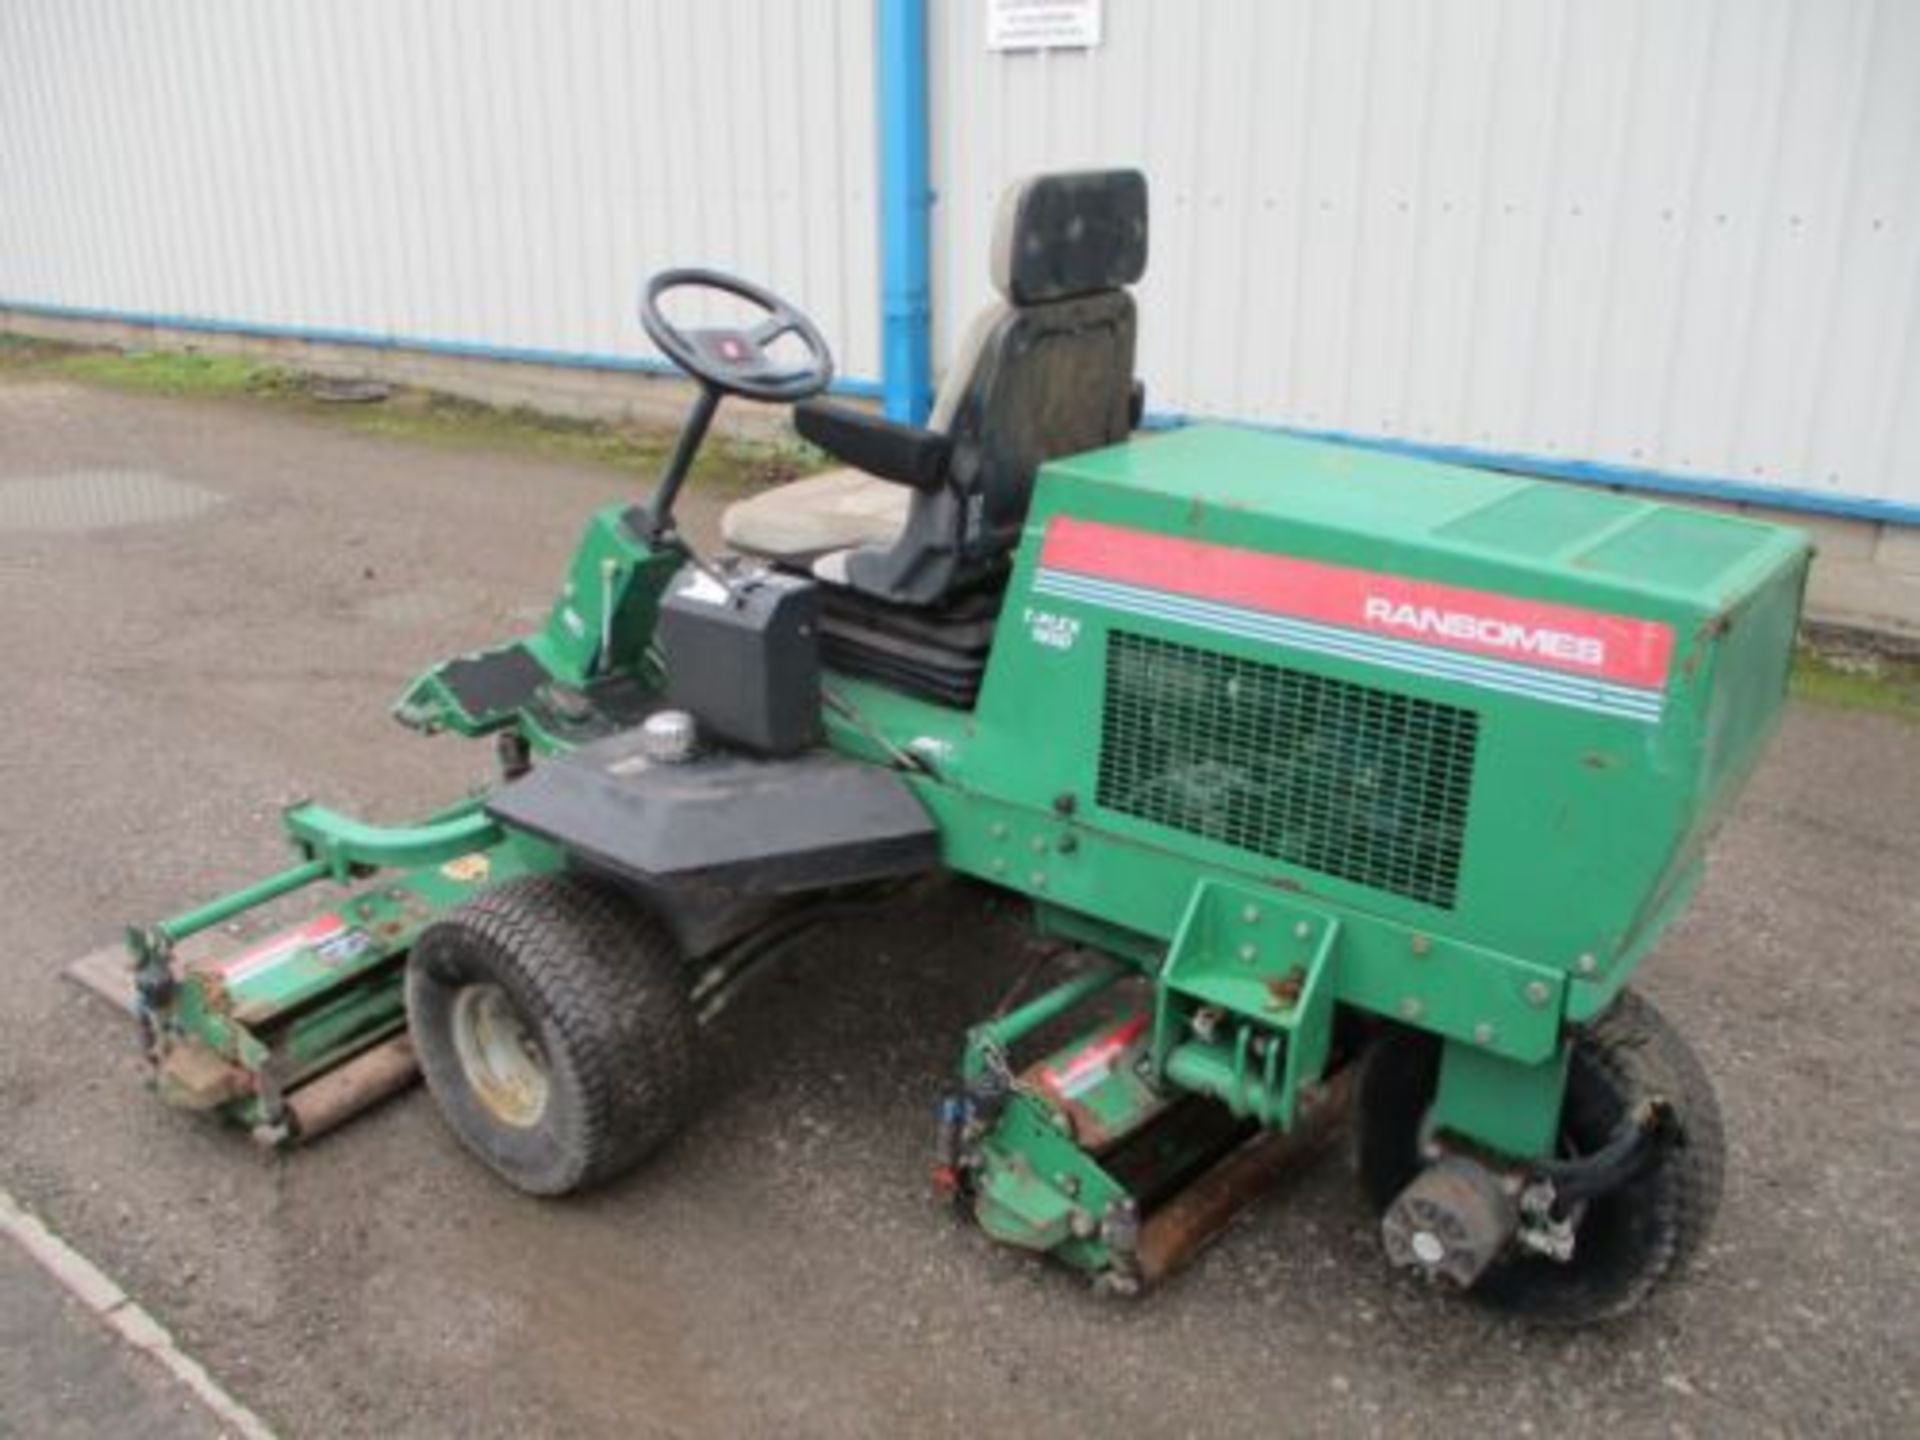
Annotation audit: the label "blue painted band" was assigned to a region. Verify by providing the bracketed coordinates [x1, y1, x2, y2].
[1142, 412, 1920, 529]
[874, 0, 934, 423]
[10, 293, 1906, 527]
[0, 298, 886, 400]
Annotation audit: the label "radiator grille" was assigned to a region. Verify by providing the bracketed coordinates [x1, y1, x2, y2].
[1097, 632, 1479, 908]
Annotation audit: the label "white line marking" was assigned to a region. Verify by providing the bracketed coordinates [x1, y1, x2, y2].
[0, 1187, 277, 1440]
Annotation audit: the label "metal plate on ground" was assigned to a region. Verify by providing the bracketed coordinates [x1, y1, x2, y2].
[64, 932, 238, 1015]
[0, 470, 223, 532]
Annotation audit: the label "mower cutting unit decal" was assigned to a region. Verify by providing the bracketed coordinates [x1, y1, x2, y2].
[1032, 516, 1675, 722]
[117, 171, 1809, 1326]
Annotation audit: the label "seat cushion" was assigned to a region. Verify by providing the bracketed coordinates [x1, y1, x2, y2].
[720, 468, 911, 565]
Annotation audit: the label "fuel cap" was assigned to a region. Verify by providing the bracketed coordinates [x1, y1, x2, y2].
[637, 709, 699, 764]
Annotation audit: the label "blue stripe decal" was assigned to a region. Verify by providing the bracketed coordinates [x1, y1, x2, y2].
[1034, 570, 1666, 723]
[1036, 571, 1665, 720]
[1034, 570, 1664, 709]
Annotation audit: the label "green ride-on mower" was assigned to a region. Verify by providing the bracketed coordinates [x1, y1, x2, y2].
[125, 171, 1809, 1324]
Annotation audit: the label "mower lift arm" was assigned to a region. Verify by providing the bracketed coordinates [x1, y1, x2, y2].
[282, 798, 502, 882]
[129, 797, 502, 983]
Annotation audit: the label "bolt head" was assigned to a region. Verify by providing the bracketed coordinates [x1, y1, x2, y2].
[1473, 1022, 1496, 1045]
[989, 821, 1008, 840]
[1399, 997, 1425, 1021]
[1576, 952, 1598, 975]
[1030, 835, 1047, 854]
[1525, 980, 1551, 1007]
[1241, 904, 1262, 924]
[1293, 920, 1311, 939]
[1029, 872, 1047, 890]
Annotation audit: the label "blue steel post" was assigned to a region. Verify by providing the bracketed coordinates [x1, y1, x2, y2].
[874, 0, 934, 423]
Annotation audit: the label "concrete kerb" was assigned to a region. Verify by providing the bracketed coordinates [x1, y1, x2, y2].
[0, 1187, 277, 1440]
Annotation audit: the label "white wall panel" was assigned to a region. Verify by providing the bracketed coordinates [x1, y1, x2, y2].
[0, 0, 882, 382]
[931, 0, 1920, 510]
[5, 1, 1918, 512]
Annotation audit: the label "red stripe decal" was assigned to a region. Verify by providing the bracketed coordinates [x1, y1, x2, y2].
[210, 914, 346, 984]
[1040, 517, 1674, 690]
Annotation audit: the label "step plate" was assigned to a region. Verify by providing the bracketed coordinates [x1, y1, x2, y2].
[489, 728, 941, 895]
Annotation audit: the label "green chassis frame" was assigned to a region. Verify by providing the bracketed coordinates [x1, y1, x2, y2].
[129, 422, 1806, 1283]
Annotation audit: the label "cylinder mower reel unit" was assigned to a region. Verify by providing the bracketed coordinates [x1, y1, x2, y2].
[120, 168, 1802, 1330]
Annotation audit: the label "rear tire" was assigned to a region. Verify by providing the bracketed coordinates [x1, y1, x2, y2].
[408, 874, 696, 1196]
[1355, 989, 1724, 1325]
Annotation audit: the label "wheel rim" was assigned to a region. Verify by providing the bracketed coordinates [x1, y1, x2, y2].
[450, 983, 550, 1128]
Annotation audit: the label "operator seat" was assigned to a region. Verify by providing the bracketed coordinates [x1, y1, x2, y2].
[722, 169, 1147, 608]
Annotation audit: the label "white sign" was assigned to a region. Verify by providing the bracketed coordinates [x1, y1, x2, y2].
[987, 0, 1102, 52]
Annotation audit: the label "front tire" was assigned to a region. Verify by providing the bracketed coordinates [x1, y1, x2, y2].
[408, 874, 696, 1196]
[1356, 989, 1724, 1325]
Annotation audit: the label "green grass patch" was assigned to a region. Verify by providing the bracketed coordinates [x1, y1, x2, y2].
[331, 390, 819, 493]
[0, 335, 296, 395]
[0, 332, 74, 367]
[1791, 645, 1920, 724]
[53, 348, 299, 397]
[0, 332, 821, 492]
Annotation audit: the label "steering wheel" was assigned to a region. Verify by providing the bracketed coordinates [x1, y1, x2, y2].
[639, 268, 834, 404]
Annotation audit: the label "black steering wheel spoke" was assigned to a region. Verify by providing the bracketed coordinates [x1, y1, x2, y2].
[749, 312, 801, 348]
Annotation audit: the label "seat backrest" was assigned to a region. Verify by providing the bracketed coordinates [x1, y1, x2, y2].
[839, 170, 1147, 606]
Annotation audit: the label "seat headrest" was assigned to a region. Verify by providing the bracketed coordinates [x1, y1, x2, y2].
[989, 169, 1148, 305]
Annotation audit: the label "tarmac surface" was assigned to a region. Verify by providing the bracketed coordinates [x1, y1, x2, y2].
[0, 1233, 218, 1439]
[1, 376, 1915, 1438]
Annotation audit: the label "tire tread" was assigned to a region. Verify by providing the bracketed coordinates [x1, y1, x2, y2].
[411, 874, 695, 1194]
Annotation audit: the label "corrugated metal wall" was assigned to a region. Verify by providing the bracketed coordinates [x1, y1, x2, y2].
[4, 1, 1918, 515]
[0, 0, 882, 383]
[931, 0, 1920, 513]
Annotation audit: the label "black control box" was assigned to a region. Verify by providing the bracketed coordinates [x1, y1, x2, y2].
[658, 565, 822, 756]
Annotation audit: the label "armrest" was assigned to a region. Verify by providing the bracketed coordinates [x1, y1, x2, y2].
[794, 400, 952, 493]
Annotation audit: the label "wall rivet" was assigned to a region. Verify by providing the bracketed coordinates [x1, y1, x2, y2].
[1525, 980, 1551, 1007]
[1576, 953, 1598, 975]
[1399, 997, 1424, 1021]
[1241, 904, 1261, 924]
[1473, 1022, 1496, 1045]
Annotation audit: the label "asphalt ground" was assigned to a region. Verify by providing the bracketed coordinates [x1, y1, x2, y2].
[0, 375, 1915, 1438]
[0, 1231, 218, 1439]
